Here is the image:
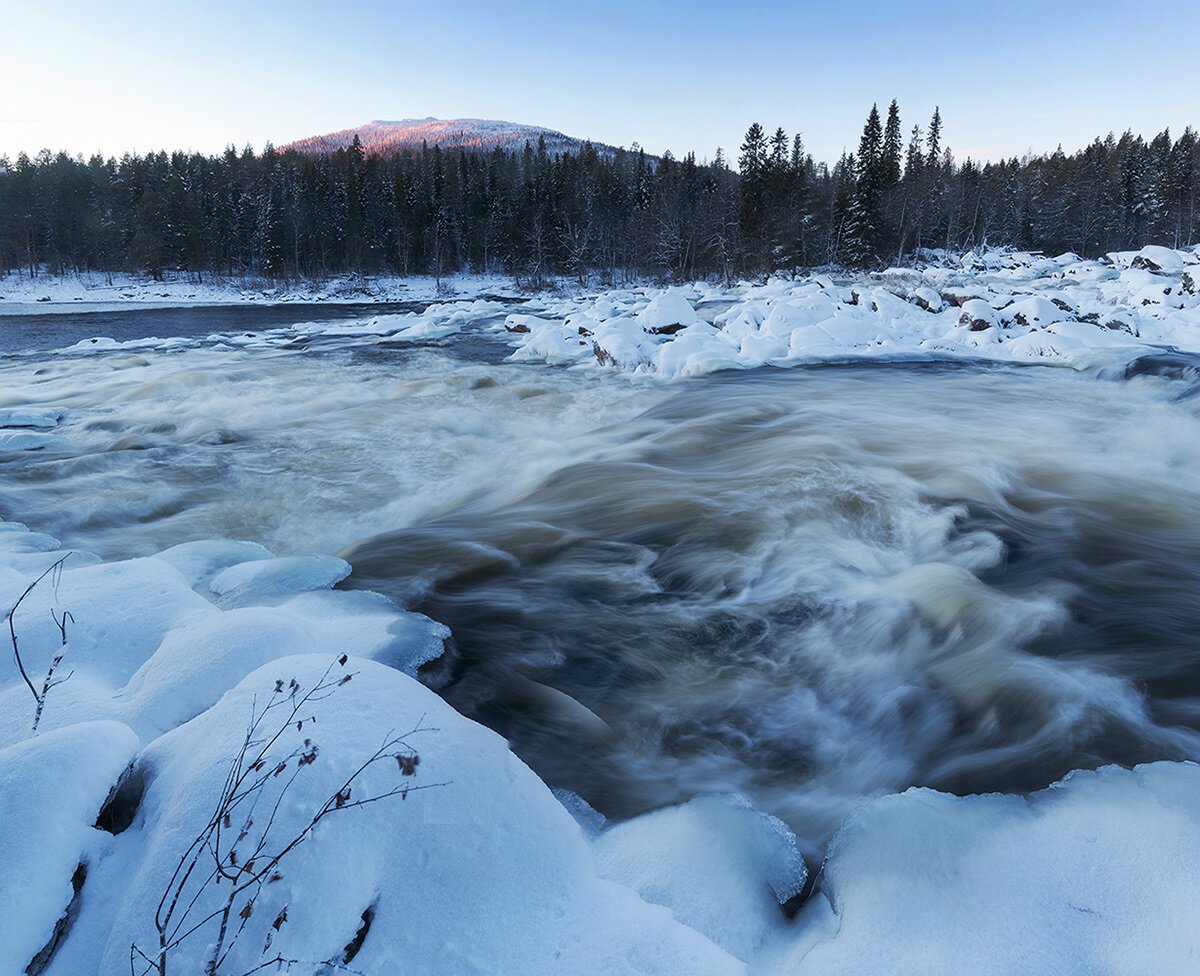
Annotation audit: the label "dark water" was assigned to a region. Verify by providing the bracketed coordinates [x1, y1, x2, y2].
[0, 302, 432, 353]
[345, 364, 1200, 855]
[2, 305, 1199, 857]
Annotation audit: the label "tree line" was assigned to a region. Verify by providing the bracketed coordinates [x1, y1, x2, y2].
[1, 103, 1197, 285]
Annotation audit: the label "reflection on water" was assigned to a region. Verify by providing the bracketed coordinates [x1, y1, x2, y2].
[2, 307, 1199, 857]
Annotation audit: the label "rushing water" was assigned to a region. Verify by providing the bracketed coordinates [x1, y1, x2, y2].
[3, 305, 1200, 858]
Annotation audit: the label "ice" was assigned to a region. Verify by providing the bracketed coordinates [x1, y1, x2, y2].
[0, 431, 70, 452]
[0, 407, 63, 429]
[207, 554, 352, 608]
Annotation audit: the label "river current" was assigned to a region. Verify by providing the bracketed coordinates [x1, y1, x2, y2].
[3, 303, 1199, 858]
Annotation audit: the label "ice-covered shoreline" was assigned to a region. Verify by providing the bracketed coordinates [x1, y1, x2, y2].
[11, 244, 1198, 382]
[491, 244, 1200, 379]
[1, 515, 1198, 975]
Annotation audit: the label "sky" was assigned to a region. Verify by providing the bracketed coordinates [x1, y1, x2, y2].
[2, 0, 1197, 166]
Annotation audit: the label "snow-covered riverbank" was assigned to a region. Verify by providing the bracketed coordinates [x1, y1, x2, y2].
[444, 244, 1200, 379]
[0, 269, 527, 315]
[11, 244, 1197, 380]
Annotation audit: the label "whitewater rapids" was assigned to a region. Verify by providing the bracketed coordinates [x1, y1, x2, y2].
[2, 306, 1199, 859]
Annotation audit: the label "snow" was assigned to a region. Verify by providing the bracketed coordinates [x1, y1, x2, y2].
[593, 794, 807, 962]
[11, 246, 1200, 384]
[764, 762, 1200, 976]
[207, 554, 351, 608]
[34, 245, 1185, 383]
[0, 721, 139, 976]
[79, 655, 741, 976]
[0, 270, 521, 315]
[151, 539, 275, 588]
[635, 287, 703, 331]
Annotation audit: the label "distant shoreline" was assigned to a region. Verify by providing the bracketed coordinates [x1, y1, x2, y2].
[0, 269, 568, 315]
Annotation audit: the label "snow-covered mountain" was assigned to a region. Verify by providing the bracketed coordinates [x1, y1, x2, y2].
[283, 117, 620, 157]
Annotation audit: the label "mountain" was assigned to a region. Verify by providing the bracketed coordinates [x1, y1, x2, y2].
[282, 117, 620, 158]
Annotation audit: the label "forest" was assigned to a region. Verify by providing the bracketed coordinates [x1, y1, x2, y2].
[1, 103, 1197, 285]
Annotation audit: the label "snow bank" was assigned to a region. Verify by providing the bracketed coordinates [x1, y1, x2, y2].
[27, 245, 1200, 384]
[0, 721, 139, 975]
[766, 762, 1200, 976]
[0, 270, 521, 313]
[83, 656, 741, 976]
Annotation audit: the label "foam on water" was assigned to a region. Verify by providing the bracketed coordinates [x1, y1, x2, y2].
[2, 311, 1200, 859]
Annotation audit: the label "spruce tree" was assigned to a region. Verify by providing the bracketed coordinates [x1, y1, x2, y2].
[842, 104, 885, 266]
[882, 100, 903, 188]
[927, 107, 943, 169]
[738, 123, 769, 272]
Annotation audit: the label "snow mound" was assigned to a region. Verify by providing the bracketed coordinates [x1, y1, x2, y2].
[83, 656, 741, 976]
[593, 794, 806, 961]
[152, 539, 275, 588]
[0, 721, 139, 975]
[208, 554, 352, 607]
[768, 762, 1200, 976]
[635, 288, 702, 332]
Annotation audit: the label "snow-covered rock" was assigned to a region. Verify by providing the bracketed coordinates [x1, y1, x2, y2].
[636, 288, 702, 333]
[208, 554, 351, 608]
[593, 794, 806, 962]
[766, 762, 1200, 976]
[79, 657, 743, 976]
[0, 722, 139, 976]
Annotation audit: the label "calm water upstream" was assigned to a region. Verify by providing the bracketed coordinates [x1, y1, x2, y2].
[3, 304, 1199, 857]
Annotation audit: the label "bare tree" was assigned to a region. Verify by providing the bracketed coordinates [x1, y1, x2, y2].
[7, 553, 76, 734]
[130, 657, 441, 976]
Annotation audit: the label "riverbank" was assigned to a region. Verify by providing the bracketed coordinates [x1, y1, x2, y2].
[0, 268, 533, 314]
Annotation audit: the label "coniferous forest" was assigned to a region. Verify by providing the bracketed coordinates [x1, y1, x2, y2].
[1, 103, 1197, 285]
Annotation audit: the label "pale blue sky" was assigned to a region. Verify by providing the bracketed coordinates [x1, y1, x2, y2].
[2, 0, 1196, 165]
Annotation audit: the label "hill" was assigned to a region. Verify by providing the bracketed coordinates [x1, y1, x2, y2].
[282, 117, 620, 157]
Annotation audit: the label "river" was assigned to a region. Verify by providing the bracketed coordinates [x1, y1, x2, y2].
[3, 302, 1199, 859]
